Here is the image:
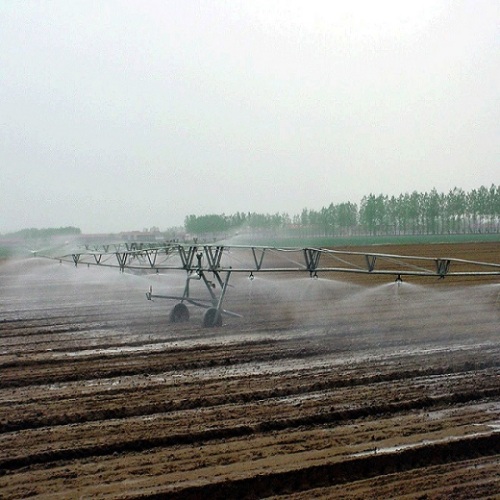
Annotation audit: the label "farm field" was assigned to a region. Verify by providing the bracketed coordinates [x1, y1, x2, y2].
[0, 242, 499, 499]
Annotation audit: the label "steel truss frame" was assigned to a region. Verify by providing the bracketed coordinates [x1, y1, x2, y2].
[42, 244, 500, 327]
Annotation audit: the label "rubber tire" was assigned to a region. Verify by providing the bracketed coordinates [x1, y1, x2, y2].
[202, 307, 222, 328]
[169, 303, 190, 323]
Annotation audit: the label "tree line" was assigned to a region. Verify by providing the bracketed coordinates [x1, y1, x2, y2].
[4, 226, 81, 239]
[184, 185, 500, 237]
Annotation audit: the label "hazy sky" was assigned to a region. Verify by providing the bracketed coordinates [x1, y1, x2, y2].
[1, 0, 499, 234]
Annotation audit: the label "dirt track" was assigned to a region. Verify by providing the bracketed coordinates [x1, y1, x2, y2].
[1, 242, 499, 499]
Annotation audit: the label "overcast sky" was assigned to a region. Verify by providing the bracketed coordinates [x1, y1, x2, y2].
[1, 0, 498, 234]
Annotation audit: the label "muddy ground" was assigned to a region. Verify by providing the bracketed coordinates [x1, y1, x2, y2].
[0, 242, 499, 499]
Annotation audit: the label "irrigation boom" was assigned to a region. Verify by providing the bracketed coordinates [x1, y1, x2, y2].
[40, 243, 500, 327]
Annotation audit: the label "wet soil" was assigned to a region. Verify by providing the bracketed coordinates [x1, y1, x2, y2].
[0, 242, 499, 498]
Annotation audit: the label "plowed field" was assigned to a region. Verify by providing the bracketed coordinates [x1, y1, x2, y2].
[1, 242, 499, 499]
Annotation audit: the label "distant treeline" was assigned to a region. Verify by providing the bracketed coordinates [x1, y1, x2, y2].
[185, 185, 500, 237]
[4, 226, 81, 239]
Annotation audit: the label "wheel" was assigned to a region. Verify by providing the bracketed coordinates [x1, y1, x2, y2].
[202, 307, 222, 328]
[169, 303, 190, 323]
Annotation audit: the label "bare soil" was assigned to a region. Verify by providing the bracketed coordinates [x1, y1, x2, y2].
[0, 242, 499, 499]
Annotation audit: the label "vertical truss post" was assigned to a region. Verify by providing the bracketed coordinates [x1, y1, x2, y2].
[179, 246, 198, 270]
[366, 255, 377, 272]
[204, 245, 224, 270]
[115, 253, 128, 272]
[251, 247, 266, 271]
[145, 249, 158, 269]
[436, 259, 451, 278]
[304, 249, 321, 277]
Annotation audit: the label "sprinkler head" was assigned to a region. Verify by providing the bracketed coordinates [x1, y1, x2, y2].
[249, 272, 254, 281]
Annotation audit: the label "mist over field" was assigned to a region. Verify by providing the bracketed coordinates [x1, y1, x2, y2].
[1, 240, 499, 497]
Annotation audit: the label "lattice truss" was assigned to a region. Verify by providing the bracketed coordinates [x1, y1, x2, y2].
[43, 243, 500, 278]
[38, 243, 500, 327]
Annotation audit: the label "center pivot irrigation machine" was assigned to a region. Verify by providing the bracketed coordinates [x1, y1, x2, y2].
[40, 243, 500, 327]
